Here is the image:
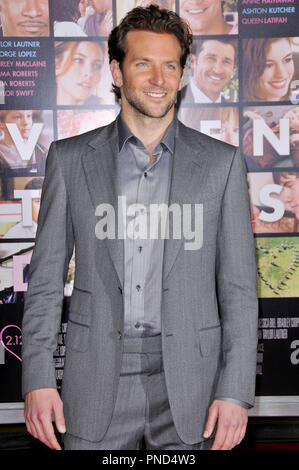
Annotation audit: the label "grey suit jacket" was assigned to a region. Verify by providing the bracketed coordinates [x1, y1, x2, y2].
[21, 118, 258, 444]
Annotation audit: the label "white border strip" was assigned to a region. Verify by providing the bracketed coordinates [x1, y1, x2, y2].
[0, 396, 299, 423]
[249, 396, 299, 417]
[0, 403, 24, 424]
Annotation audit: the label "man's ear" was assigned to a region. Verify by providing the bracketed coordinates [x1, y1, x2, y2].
[110, 60, 123, 88]
[190, 54, 196, 70]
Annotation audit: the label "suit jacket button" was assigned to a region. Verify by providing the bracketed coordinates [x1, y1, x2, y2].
[117, 331, 122, 340]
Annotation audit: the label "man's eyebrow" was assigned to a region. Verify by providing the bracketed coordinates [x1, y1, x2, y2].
[223, 55, 233, 62]
[205, 52, 234, 63]
[132, 57, 179, 63]
[280, 177, 297, 184]
[133, 57, 150, 61]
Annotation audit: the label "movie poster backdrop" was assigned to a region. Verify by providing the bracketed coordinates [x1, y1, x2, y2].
[0, 1, 298, 414]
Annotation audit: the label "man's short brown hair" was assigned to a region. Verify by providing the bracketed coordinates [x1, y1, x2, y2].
[108, 4, 192, 99]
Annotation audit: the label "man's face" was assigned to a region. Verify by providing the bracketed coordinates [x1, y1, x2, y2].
[0, 0, 49, 37]
[192, 40, 235, 102]
[3, 110, 33, 140]
[111, 30, 184, 119]
[180, 0, 223, 34]
[279, 174, 299, 221]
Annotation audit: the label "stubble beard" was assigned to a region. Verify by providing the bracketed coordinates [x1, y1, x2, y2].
[122, 84, 177, 119]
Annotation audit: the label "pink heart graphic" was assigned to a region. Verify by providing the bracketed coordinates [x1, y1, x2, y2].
[0, 325, 22, 362]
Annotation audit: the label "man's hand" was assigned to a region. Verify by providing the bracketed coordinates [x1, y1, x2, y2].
[203, 400, 248, 450]
[24, 388, 66, 450]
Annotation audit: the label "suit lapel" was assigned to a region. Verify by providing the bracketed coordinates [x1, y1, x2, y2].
[81, 121, 124, 288]
[81, 119, 209, 287]
[163, 122, 209, 282]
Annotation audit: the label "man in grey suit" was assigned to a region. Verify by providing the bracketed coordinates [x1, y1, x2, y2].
[22, 5, 258, 451]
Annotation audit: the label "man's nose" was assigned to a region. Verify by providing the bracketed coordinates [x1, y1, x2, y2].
[149, 66, 165, 87]
[212, 60, 224, 75]
[23, 0, 43, 17]
[23, 116, 32, 126]
[20, 116, 29, 126]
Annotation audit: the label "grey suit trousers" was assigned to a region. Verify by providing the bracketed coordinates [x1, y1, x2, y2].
[63, 336, 213, 450]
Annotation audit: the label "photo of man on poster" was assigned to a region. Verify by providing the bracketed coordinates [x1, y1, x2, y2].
[180, 38, 238, 104]
[0, 110, 48, 176]
[179, 0, 238, 35]
[0, 0, 50, 37]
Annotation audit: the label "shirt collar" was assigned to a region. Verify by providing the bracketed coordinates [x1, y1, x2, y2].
[190, 77, 222, 104]
[117, 112, 176, 155]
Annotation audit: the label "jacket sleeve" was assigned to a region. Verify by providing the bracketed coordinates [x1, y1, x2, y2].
[214, 147, 258, 406]
[21, 141, 75, 398]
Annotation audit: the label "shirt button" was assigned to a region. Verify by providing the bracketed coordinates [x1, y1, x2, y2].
[135, 322, 141, 329]
[144, 172, 148, 178]
[117, 330, 122, 340]
[136, 284, 141, 291]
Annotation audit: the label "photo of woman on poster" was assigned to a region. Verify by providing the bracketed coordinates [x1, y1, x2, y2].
[242, 38, 296, 102]
[55, 41, 105, 105]
[57, 108, 116, 139]
[179, 0, 238, 35]
[180, 106, 239, 147]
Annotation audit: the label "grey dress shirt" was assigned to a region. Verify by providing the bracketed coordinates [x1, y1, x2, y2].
[116, 113, 251, 410]
[117, 114, 174, 338]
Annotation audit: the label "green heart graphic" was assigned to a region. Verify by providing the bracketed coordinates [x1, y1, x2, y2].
[256, 238, 299, 298]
